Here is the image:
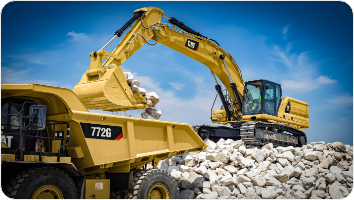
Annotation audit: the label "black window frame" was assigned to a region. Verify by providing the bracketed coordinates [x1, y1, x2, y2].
[242, 80, 282, 116]
[1, 99, 27, 133]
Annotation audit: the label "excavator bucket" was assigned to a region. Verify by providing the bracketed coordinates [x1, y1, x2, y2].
[73, 53, 148, 111]
[72, 7, 164, 112]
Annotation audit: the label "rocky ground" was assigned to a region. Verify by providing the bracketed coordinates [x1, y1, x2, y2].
[157, 139, 353, 199]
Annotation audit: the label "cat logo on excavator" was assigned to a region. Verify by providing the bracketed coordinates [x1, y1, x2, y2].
[185, 39, 199, 51]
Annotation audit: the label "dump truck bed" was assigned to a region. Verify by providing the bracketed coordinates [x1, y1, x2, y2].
[1, 84, 206, 175]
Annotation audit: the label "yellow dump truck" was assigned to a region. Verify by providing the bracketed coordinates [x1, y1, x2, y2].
[1, 84, 206, 199]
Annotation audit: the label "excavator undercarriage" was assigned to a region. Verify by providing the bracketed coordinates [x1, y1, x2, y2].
[193, 122, 307, 148]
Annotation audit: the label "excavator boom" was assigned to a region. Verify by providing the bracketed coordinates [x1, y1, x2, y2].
[73, 7, 244, 116]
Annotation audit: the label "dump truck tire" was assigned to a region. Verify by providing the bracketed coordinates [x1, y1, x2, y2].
[124, 169, 178, 199]
[4, 167, 78, 199]
[111, 190, 125, 199]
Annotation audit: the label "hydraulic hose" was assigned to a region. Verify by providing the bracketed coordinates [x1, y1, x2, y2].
[220, 54, 243, 111]
[100, 11, 145, 50]
[167, 17, 220, 46]
[136, 12, 160, 45]
[115, 11, 145, 37]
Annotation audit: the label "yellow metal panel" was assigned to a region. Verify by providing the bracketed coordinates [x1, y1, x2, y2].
[52, 140, 61, 153]
[85, 179, 110, 199]
[134, 125, 167, 155]
[65, 120, 95, 170]
[1, 84, 88, 113]
[42, 156, 57, 162]
[166, 125, 174, 151]
[85, 138, 129, 165]
[1, 154, 15, 161]
[1, 154, 71, 163]
[107, 164, 130, 173]
[173, 128, 199, 150]
[67, 146, 85, 158]
[242, 113, 309, 129]
[59, 157, 71, 163]
[127, 121, 137, 159]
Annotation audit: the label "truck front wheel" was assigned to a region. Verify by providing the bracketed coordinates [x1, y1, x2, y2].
[4, 167, 78, 199]
[124, 169, 178, 199]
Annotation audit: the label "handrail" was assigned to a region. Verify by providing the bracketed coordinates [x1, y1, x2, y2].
[2, 118, 69, 162]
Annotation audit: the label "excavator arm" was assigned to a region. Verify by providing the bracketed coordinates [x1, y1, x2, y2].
[73, 7, 245, 120]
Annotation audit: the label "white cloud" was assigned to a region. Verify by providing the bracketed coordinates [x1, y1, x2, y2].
[326, 95, 353, 106]
[271, 42, 304, 69]
[281, 79, 318, 91]
[317, 76, 337, 84]
[66, 31, 88, 41]
[1, 67, 57, 86]
[168, 82, 184, 90]
[272, 39, 337, 92]
[4, 54, 46, 65]
[281, 75, 337, 91]
[282, 24, 290, 40]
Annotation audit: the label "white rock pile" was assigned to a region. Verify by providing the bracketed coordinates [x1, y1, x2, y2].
[124, 72, 161, 120]
[157, 139, 353, 199]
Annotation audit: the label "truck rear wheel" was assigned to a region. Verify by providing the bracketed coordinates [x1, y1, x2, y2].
[124, 169, 178, 199]
[4, 167, 78, 199]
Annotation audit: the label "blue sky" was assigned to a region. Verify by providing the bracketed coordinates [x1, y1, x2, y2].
[1, 1, 353, 145]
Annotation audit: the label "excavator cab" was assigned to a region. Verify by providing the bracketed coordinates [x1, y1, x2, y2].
[243, 79, 282, 116]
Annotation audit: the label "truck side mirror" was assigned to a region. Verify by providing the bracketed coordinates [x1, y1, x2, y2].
[29, 105, 47, 130]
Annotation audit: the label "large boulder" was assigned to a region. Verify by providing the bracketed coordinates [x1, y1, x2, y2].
[196, 192, 218, 199]
[332, 142, 346, 152]
[179, 190, 196, 199]
[328, 181, 344, 199]
[205, 140, 217, 151]
[237, 183, 247, 194]
[212, 186, 232, 197]
[236, 157, 255, 168]
[188, 172, 202, 183]
[304, 152, 318, 161]
[184, 155, 196, 167]
[171, 170, 182, 181]
[262, 188, 277, 199]
[251, 176, 267, 187]
[179, 165, 192, 173]
[178, 180, 193, 190]
[305, 167, 319, 177]
[232, 140, 244, 149]
[209, 162, 223, 170]
[252, 149, 267, 163]
[220, 175, 234, 186]
[330, 166, 342, 174]
[215, 150, 231, 163]
[192, 177, 205, 189]
[224, 165, 238, 174]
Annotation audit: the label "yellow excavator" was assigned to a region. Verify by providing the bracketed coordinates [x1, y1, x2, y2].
[1, 6, 309, 199]
[73, 6, 309, 148]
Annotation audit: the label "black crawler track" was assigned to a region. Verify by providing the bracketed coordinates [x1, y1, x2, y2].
[193, 121, 307, 148]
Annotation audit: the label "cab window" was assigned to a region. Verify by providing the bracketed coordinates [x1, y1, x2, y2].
[264, 83, 275, 115]
[1, 102, 22, 132]
[243, 81, 263, 114]
[275, 84, 282, 113]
